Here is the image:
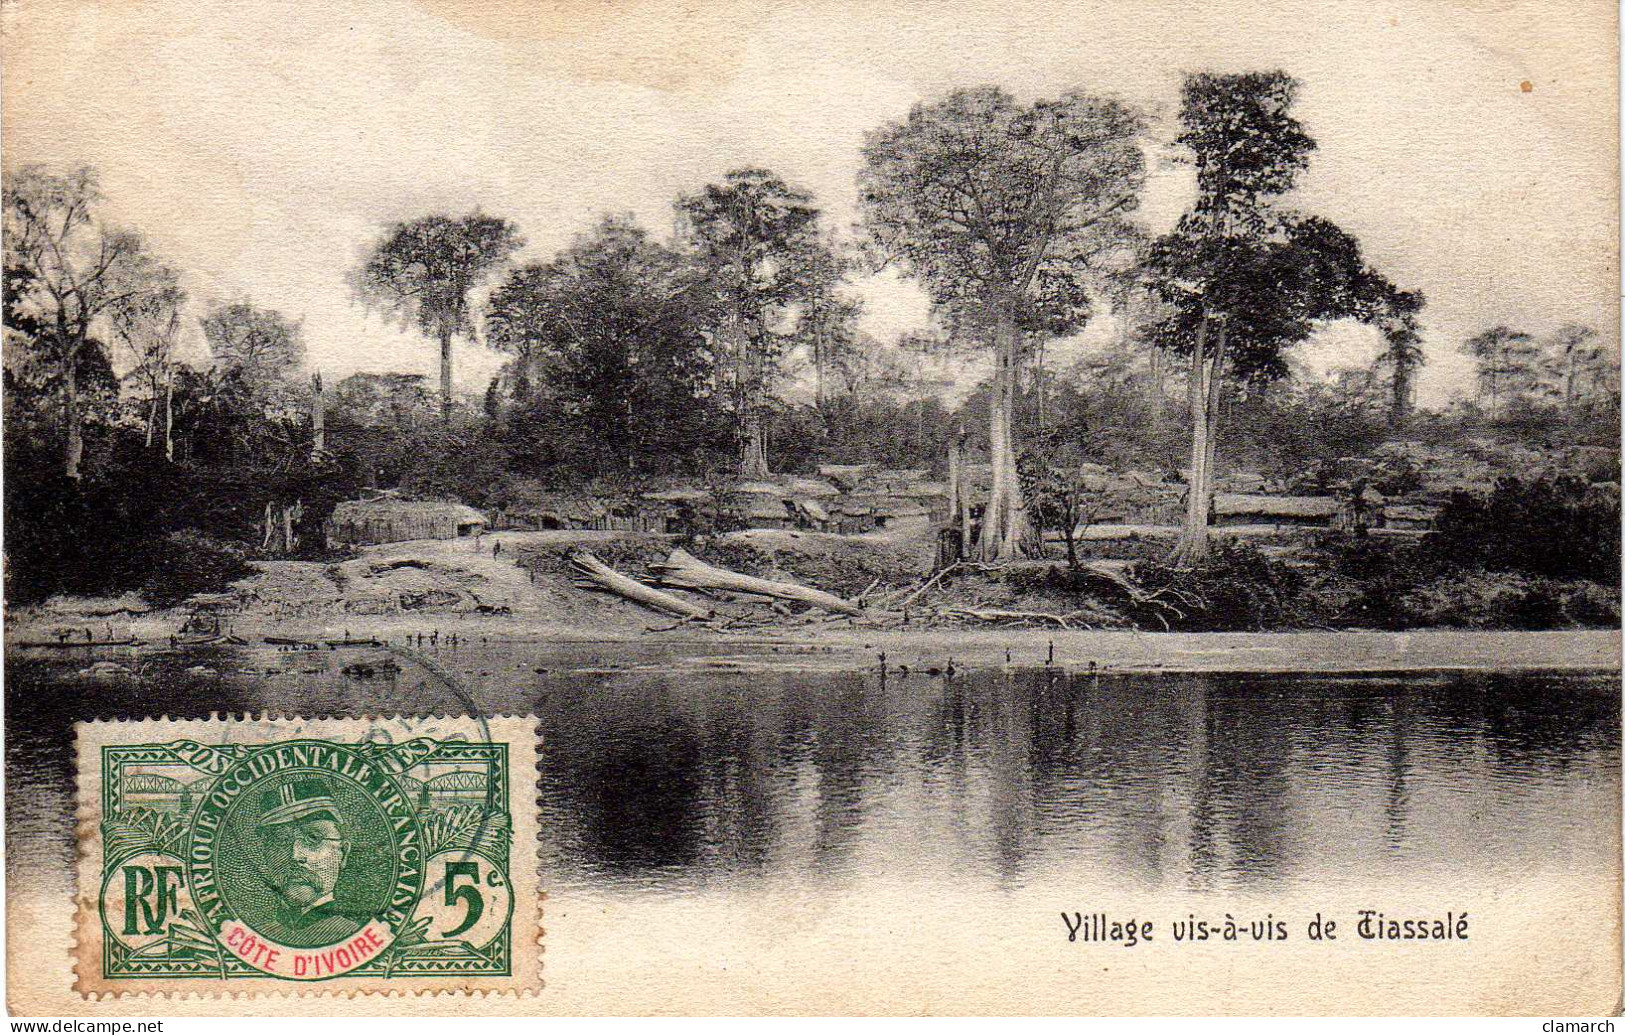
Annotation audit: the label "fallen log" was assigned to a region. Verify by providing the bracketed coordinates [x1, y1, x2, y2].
[651, 548, 864, 616]
[938, 606, 1088, 630]
[569, 551, 713, 621]
[876, 560, 1003, 610]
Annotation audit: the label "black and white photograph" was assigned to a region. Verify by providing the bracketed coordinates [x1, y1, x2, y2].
[1, 0, 1619, 1018]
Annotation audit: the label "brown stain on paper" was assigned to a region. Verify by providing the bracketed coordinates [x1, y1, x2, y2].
[409, 0, 752, 93]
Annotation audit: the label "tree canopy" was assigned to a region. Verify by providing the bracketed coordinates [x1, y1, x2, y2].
[859, 85, 1145, 332]
[1141, 71, 1406, 564]
[677, 167, 824, 477]
[354, 211, 523, 420]
[859, 85, 1147, 559]
[486, 215, 727, 477]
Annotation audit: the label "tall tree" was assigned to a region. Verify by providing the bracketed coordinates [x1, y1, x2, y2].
[354, 212, 523, 422]
[792, 234, 865, 408]
[1372, 284, 1426, 427]
[200, 300, 304, 400]
[486, 215, 724, 477]
[1144, 71, 1395, 566]
[3, 165, 153, 478]
[860, 86, 1146, 559]
[678, 168, 822, 479]
[1463, 325, 1539, 418]
[1543, 322, 1611, 415]
[109, 262, 185, 455]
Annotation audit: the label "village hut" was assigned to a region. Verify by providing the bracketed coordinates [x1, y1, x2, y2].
[326, 496, 488, 546]
[1215, 471, 1269, 494]
[1382, 503, 1441, 531]
[816, 464, 879, 491]
[497, 492, 609, 531]
[868, 477, 951, 522]
[739, 491, 795, 530]
[780, 475, 842, 498]
[793, 498, 833, 531]
[872, 499, 930, 530]
[638, 487, 717, 535]
[493, 482, 666, 532]
[831, 500, 878, 535]
[1210, 494, 1340, 528]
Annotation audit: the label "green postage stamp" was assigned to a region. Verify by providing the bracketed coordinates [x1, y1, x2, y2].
[73, 716, 541, 997]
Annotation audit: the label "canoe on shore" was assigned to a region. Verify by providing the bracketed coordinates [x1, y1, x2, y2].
[325, 637, 385, 648]
[12, 638, 142, 649]
[173, 634, 247, 647]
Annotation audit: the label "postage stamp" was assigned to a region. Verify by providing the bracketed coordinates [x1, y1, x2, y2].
[73, 716, 540, 997]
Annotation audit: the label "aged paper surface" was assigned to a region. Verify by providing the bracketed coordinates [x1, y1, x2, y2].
[3, 0, 1620, 1017]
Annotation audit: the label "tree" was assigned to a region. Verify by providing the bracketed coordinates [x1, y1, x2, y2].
[1021, 436, 1103, 572]
[333, 372, 435, 428]
[486, 215, 725, 478]
[1372, 285, 1426, 427]
[200, 301, 304, 402]
[677, 169, 822, 479]
[109, 263, 185, 456]
[3, 165, 154, 478]
[1144, 71, 1394, 566]
[1097, 231, 1178, 407]
[860, 86, 1146, 559]
[1543, 323, 1613, 416]
[354, 212, 523, 422]
[1463, 325, 1539, 418]
[792, 234, 866, 408]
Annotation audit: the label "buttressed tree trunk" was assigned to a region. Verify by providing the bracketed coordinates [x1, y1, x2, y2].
[735, 315, 771, 479]
[63, 344, 83, 480]
[1170, 313, 1216, 566]
[1201, 321, 1228, 496]
[163, 367, 174, 462]
[438, 322, 454, 422]
[741, 411, 770, 480]
[311, 372, 325, 459]
[976, 298, 1035, 561]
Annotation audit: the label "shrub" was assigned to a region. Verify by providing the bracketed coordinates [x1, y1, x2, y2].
[138, 532, 255, 607]
[1398, 571, 1620, 630]
[1434, 476, 1620, 583]
[1131, 543, 1308, 631]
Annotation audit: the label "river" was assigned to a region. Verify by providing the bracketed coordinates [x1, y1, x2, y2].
[6, 642, 1619, 1012]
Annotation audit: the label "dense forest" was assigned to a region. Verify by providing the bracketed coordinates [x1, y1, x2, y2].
[4, 72, 1619, 617]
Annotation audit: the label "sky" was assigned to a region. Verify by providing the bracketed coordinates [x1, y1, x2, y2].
[3, 0, 1618, 408]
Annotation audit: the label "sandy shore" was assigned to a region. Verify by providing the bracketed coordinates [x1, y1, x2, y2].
[8, 602, 1618, 676]
[8, 532, 1618, 675]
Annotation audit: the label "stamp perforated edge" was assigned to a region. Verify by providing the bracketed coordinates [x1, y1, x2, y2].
[70, 713, 544, 1001]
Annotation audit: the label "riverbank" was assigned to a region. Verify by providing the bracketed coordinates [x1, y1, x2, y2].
[7, 606, 1618, 677]
[8, 529, 1619, 676]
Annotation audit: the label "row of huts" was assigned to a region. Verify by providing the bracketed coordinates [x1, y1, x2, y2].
[324, 468, 955, 546]
[324, 466, 1448, 550]
[488, 467, 953, 537]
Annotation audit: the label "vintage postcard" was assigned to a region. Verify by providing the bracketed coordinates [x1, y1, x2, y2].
[3, 0, 1620, 1018]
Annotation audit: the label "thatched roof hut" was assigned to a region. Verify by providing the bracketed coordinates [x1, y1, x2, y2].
[327, 497, 488, 545]
[1212, 494, 1340, 527]
[496, 493, 607, 530]
[740, 493, 794, 528]
[1383, 504, 1441, 530]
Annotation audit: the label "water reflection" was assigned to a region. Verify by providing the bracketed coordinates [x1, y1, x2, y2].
[530, 665, 1618, 897]
[6, 648, 1619, 903]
